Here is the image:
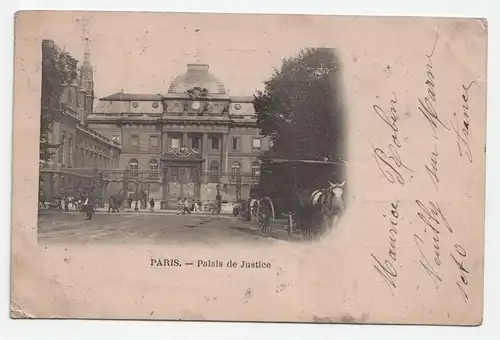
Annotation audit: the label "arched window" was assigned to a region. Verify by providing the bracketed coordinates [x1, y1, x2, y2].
[149, 159, 159, 178]
[251, 161, 260, 180]
[209, 160, 219, 183]
[231, 161, 241, 180]
[129, 158, 139, 177]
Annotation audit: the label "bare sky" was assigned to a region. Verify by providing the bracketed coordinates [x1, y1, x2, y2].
[30, 11, 342, 98]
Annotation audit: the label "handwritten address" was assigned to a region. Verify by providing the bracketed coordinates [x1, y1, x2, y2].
[370, 26, 477, 304]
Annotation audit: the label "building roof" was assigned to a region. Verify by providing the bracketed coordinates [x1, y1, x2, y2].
[168, 64, 226, 95]
[100, 93, 163, 101]
[230, 96, 254, 103]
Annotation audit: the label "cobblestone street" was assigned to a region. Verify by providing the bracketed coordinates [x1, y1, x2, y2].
[37, 210, 288, 245]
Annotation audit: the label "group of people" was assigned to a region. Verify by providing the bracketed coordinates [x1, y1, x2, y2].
[108, 196, 156, 213]
[45, 190, 224, 219]
[41, 191, 96, 220]
[176, 198, 202, 215]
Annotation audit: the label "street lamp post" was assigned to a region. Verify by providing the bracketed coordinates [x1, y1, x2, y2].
[215, 183, 221, 214]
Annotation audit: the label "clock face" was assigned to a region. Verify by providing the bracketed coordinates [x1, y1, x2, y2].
[191, 101, 201, 110]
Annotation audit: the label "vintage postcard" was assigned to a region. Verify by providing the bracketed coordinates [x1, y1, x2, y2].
[11, 11, 487, 325]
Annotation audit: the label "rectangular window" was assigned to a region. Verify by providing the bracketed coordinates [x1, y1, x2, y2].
[232, 137, 239, 151]
[130, 135, 139, 147]
[231, 167, 238, 181]
[191, 136, 200, 150]
[149, 135, 159, 149]
[211, 137, 220, 150]
[252, 138, 261, 151]
[171, 138, 180, 149]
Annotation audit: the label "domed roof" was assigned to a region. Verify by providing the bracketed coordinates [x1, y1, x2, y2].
[168, 64, 226, 94]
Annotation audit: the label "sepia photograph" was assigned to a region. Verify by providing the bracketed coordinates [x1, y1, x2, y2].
[37, 23, 346, 244]
[11, 11, 487, 324]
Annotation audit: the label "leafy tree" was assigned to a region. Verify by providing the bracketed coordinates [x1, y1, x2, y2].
[40, 40, 78, 163]
[253, 48, 345, 162]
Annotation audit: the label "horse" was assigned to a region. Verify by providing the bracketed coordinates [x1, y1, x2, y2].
[248, 198, 259, 221]
[295, 180, 346, 238]
[323, 181, 346, 230]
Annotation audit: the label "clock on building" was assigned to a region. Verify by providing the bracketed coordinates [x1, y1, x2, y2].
[191, 101, 201, 110]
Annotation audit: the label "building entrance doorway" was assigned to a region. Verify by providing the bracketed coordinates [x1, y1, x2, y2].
[160, 146, 204, 209]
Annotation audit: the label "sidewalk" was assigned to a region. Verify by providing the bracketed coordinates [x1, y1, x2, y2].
[94, 206, 233, 216]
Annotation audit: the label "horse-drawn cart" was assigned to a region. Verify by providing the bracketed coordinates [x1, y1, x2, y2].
[248, 159, 345, 238]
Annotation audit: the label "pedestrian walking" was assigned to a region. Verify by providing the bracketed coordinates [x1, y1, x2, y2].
[81, 190, 95, 220]
[193, 200, 200, 213]
[149, 198, 155, 212]
[176, 198, 183, 215]
[108, 196, 114, 213]
[215, 193, 222, 214]
[182, 198, 191, 215]
[64, 196, 69, 212]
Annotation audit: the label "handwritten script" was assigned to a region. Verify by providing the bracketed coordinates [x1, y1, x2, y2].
[373, 93, 414, 185]
[371, 200, 400, 295]
[370, 26, 477, 304]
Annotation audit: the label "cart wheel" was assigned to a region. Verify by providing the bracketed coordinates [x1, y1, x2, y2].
[258, 197, 275, 235]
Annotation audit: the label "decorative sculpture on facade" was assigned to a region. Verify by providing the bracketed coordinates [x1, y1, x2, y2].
[186, 86, 211, 116]
[165, 146, 200, 158]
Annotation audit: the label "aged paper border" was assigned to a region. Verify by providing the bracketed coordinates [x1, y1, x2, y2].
[10, 10, 487, 326]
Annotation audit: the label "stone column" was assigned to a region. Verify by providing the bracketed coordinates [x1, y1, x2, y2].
[103, 182, 108, 202]
[122, 169, 129, 208]
[182, 132, 188, 148]
[49, 173, 55, 199]
[160, 130, 164, 156]
[222, 132, 229, 175]
[161, 166, 169, 209]
[162, 131, 169, 154]
[202, 133, 209, 173]
[219, 133, 224, 179]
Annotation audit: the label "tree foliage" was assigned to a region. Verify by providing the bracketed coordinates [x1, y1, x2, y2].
[253, 48, 345, 161]
[40, 40, 78, 163]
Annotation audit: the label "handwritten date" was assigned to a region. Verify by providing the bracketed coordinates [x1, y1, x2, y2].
[450, 244, 470, 303]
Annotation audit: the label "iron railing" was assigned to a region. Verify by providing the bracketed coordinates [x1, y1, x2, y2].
[41, 167, 260, 184]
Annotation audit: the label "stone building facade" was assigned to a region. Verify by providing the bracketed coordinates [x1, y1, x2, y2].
[87, 63, 269, 208]
[40, 40, 121, 201]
